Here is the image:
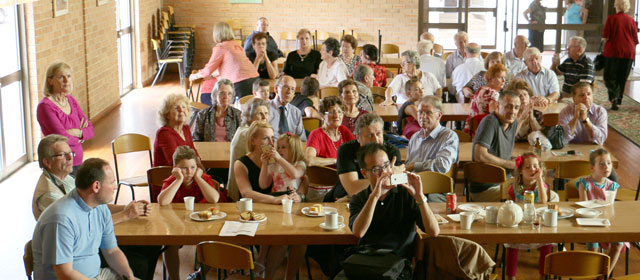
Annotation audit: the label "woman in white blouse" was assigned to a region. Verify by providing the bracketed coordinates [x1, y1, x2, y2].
[314, 37, 348, 88]
[382, 50, 442, 106]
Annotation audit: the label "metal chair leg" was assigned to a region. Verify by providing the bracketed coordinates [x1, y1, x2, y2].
[492, 244, 500, 273]
[151, 63, 167, 87]
[114, 183, 123, 204]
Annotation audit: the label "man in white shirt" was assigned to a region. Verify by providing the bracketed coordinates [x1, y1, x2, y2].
[418, 40, 446, 89]
[514, 47, 560, 107]
[420, 32, 441, 57]
[505, 35, 529, 75]
[451, 43, 484, 103]
[268, 75, 307, 140]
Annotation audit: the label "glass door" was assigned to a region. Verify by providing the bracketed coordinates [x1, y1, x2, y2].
[116, 0, 134, 95]
[0, 5, 30, 180]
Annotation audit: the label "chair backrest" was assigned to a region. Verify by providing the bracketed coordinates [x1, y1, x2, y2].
[463, 162, 507, 184]
[480, 51, 489, 59]
[197, 241, 254, 271]
[371, 86, 386, 104]
[468, 113, 488, 139]
[542, 113, 559, 127]
[442, 51, 453, 61]
[501, 177, 516, 201]
[355, 46, 363, 56]
[557, 160, 591, 180]
[112, 133, 152, 155]
[544, 251, 609, 278]
[239, 95, 254, 105]
[564, 178, 581, 201]
[147, 166, 172, 203]
[381, 43, 400, 57]
[306, 165, 339, 187]
[24, 240, 33, 280]
[417, 171, 454, 194]
[187, 70, 203, 103]
[453, 129, 472, 142]
[433, 43, 444, 56]
[320, 87, 339, 98]
[302, 117, 322, 132]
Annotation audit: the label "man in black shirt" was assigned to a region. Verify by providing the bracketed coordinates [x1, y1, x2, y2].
[349, 142, 440, 258]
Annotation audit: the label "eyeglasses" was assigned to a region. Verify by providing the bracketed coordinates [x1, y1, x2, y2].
[363, 161, 391, 175]
[51, 151, 75, 159]
[418, 110, 439, 117]
[279, 85, 295, 92]
[324, 110, 344, 116]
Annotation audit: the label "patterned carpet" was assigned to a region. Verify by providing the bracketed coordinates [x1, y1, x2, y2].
[591, 79, 640, 146]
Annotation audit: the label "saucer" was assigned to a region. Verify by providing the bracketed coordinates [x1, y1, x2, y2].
[319, 222, 345, 231]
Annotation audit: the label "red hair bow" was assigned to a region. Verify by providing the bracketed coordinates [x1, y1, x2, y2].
[285, 132, 293, 137]
[515, 155, 524, 169]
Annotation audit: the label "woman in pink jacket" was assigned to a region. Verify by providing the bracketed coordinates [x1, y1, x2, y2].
[37, 62, 94, 173]
[190, 22, 259, 105]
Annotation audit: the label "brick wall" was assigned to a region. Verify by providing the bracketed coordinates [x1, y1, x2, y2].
[164, 0, 419, 69]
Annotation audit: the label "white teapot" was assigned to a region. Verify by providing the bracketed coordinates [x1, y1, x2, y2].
[497, 200, 523, 227]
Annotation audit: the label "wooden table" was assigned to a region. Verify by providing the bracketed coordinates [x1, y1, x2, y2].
[194, 142, 230, 168]
[373, 104, 398, 122]
[114, 202, 357, 246]
[430, 201, 640, 243]
[379, 57, 401, 69]
[440, 103, 567, 122]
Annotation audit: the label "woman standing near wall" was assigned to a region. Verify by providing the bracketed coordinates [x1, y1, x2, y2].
[524, 0, 546, 51]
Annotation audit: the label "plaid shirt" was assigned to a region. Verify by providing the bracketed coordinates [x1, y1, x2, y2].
[557, 54, 594, 94]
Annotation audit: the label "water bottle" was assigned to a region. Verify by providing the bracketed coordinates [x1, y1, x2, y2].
[233, 96, 240, 110]
[523, 203, 536, 224]
[391, 121, 398, 134]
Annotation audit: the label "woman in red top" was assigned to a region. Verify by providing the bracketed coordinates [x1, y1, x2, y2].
[602, 0, 639, 110]
[356, 44, 387, 87]
[153, 93, 198, 167]
[306, 96, 355, 166]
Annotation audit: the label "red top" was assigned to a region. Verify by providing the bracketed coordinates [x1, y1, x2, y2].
[603, 12, 639, 59]
[355, 62, 387, 87]
[306, 126, 355, 159]
[153, 125, 199, 167]
[161, 173, 216, 203]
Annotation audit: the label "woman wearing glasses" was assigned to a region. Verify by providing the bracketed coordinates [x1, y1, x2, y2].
[305, 96, 355, 166]
[37, 62, 94, 173]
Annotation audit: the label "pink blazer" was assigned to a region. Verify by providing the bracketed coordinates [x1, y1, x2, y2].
[197, 40, 259, 93]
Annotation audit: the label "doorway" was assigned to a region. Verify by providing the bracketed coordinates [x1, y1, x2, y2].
[116, 0, 134, 95]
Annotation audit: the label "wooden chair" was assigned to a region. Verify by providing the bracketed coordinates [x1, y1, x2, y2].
[239, 95, 254, 105]
[562, 178, 580, 201]
[320, 87, 339, 98]
[480, 51, 489, 59]
[543, 251, 610, 279]
[23, 240, 33, 280]
[186, 70, 202, 103]
[355, 46, 363, 56]
[463, 162, 507, 202]
[147, 166, 172, 203]
[442, 51, 453, 61]
[433, 43, 444, 56]
[381, 43, 400, 58]
[306, 165, 339, 187]
[417, 171, 454, 194]
[500, 178, 515, 201]
[453, 129, 472, 142]
[151, 38, 185, 87]
[196, 241, 255, 280]
[468, 113, 488, 139]
[112, 133, 153, 204]
[542, 113, 559, 127]
[371, 86, 386, 104]
[555, 161, 591, 196]
[302, 117, 322, 132]
[279, 31, 297, 52]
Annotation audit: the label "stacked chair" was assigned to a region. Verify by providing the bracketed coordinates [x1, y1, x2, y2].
[151, 6, 196, 87]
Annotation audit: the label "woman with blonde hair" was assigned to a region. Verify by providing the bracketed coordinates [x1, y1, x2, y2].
[189, 21, 259, 103]
[153, 93, 198, 167]
[283, 28, 322, 78]
[37, 62, 94, 172]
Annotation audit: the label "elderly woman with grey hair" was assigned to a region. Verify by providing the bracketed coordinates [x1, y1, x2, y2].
[192, 79, 242, 142]
[382, 50, 442, 106]
[153, 93, 198, 167]
[315, 37, 349, 88]
[227, 97, 270, 201]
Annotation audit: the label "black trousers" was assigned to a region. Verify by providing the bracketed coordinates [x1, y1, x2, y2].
[529, 30, 544, 51]
[234, 77, 258, 99]
[604, 57, 634, 103]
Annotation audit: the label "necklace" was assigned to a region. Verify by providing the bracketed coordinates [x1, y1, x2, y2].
[322, 127, 341, 151]
[51, 96, 68, 108]
[299, 49, 310, 62]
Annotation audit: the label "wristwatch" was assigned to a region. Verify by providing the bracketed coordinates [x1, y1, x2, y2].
[582, 118, 590, 124]
[417, 195, 428, 205]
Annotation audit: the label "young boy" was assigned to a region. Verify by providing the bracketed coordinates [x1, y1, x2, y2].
[253, 78, 271, 100]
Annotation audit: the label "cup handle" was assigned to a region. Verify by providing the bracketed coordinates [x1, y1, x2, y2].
[338, 216, 344, 225]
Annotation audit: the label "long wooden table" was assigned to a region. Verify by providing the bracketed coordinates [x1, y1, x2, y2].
[114, 202, 357, 246]
[430, 201, 640, 243]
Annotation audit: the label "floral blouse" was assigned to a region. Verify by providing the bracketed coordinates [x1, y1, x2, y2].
[341, 55, 361, 77]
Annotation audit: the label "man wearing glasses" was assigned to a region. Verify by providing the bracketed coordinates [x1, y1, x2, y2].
[349, 142, 440, 261]
[405, 96, 459, 202]
[268, 75, 306, 140]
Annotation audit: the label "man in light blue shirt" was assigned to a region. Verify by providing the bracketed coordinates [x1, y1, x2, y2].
[268, 75, 307, 140]
[405, 96, 459, 202]
[32, 158, 136, 280]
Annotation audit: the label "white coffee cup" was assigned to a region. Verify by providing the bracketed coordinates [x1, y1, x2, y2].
[604, 190, 616, 204]
[325, 211, 344, 229]
[460, 212, 474, 230]
[282, 198, 293, 213]
[543, 209, 558, 227]
[485, 206, 499, 224]
[236, 198, 253, 212]
[183, 196, 195, 211]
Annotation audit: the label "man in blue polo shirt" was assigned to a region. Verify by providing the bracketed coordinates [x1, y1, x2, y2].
[32, 158, 136, 279]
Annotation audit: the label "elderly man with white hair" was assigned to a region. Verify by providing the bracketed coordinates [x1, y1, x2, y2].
[419, 32, 441, 57]
[445, 31, 468, 79]
[418, 40, 446, 89]
[514, 47, 559, 107]
[505, 35, 529, 75]
[551, 36, 594, 98]
[450, 42, 484, 103]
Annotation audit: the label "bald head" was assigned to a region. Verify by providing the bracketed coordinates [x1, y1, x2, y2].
[420, 32, 435, 43]
[256, 17, 269, 33]
[514, 35, 529, 57]
[465, 43, 481, 58]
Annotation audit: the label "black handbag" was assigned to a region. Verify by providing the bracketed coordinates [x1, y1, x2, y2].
[543, 125, 564, 150]
[341, 248, 411, 280]
[594, 40, 606, 71]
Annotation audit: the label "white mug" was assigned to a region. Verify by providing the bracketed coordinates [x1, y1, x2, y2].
[485, 206, 499, 224]
[236, 198, 253, 212]
[543, 209, 558, 227]
[460, 212, 474, 230]
[183, 196, 195, 211]
[325, 211, 344, 229]
[282, 198, 293, 213]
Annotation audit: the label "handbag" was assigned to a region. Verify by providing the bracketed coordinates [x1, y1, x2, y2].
[543, 125, 564, 150]
[341, 247, 411, 280]
[594, 40, 606, 71]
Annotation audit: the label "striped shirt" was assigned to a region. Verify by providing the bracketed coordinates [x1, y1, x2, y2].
[557, 54, 595, 94]
[406, 125, 459, 174]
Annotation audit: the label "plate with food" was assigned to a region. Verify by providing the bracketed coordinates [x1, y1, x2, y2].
[434, 214, 449, 224]
[536, 207, 574, 219]
[190, 207, 227, 222]
[239, 211, 267, 223]
[301, 204, 338, 217]
[575, 208, 603, 218]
